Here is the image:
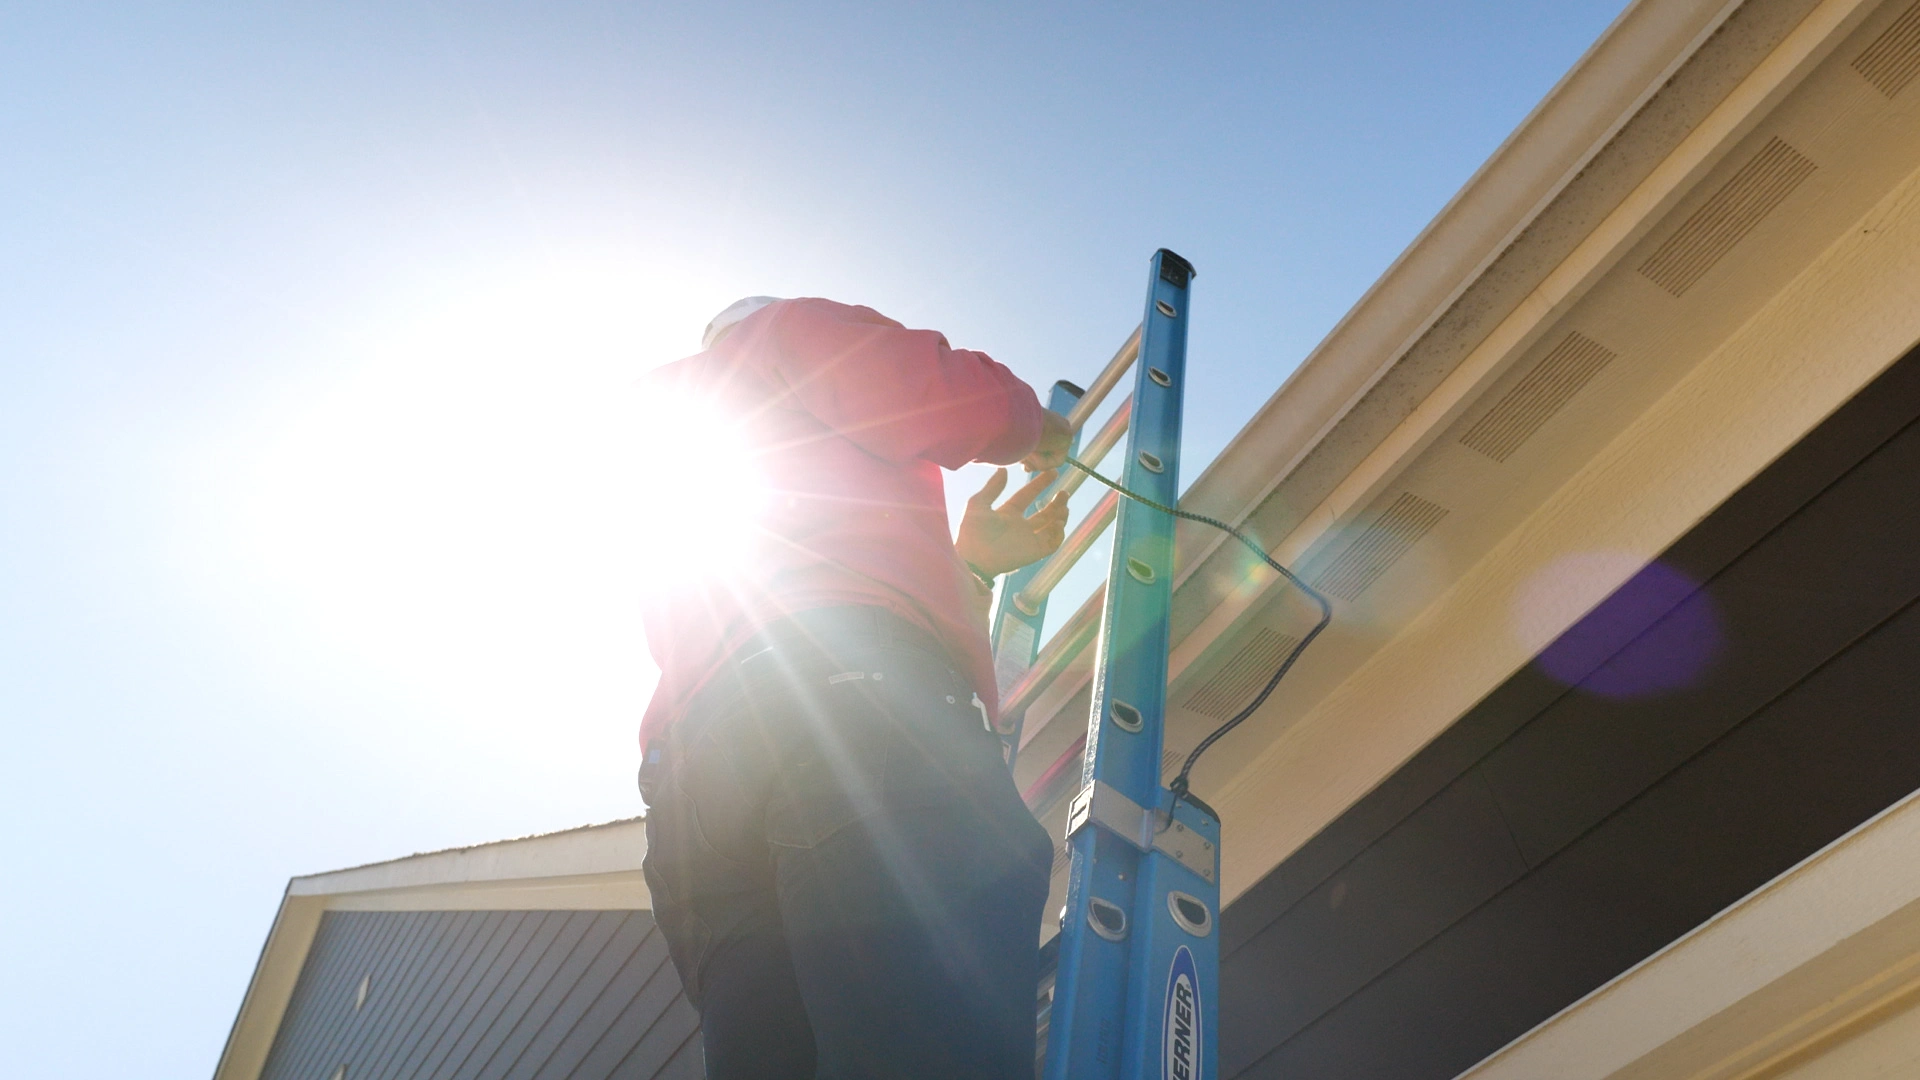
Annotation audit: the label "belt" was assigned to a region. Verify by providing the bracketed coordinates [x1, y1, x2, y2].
[729, 605, 952, 670]
[645, 607, 983, 771]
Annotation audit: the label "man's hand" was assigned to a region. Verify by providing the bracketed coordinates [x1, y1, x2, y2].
[1022, 410, 1072, 472]
[955, 468, 1071, 577]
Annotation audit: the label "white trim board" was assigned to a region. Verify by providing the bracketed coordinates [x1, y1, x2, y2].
[1459, 786, 1920, 1080]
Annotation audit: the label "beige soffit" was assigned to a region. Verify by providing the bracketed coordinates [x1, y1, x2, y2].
[211, 819, 648, 1080]
[1014, 0, 1831, 748]
[1458, 786, 1920, 1080]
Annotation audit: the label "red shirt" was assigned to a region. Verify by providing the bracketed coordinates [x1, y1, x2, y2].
[637, 298, 1045, 747]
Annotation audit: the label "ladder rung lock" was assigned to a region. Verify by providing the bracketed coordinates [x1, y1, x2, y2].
[1109, 700, 1144, 732]
[1138, 450, 1164, 473]
[1067, 780, 1217, 883]
[1148, 367, 1172, 387]
[1126, 557, 1156, 584]
[1155, 299, 1178, 318]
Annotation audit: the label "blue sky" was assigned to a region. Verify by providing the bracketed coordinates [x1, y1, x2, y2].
[0, 2, 1628, 1075]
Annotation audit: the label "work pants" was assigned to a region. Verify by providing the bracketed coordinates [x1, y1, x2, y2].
[640, 606, 1054, 1080]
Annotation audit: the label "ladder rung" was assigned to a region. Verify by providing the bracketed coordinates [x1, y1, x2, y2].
[1053, 395, 1131, 503]
[1013, 490, 1117, 615]
[1064, 324, 1141, 432]
[1001, 584, 1104, 720]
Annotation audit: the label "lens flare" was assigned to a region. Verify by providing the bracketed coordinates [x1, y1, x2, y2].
[1512, 551, 1724, 698]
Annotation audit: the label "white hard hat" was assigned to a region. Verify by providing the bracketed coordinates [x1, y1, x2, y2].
[702, 296, 782, 350]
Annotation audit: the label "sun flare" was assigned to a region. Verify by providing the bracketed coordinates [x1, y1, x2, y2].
[620, 388, 767, 578]
[229, 261, 752, 727]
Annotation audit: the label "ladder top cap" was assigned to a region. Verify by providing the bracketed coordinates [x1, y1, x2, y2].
[1156, 249, 1196, 282]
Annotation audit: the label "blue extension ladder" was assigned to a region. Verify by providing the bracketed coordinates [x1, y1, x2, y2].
[990, 249, 1217, 1080]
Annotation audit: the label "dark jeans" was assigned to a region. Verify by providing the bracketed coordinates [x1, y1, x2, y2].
[640, 607, 1054, 1080]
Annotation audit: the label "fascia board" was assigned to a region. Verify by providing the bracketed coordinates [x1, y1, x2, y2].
[318, 871, 649, 912]
[211, 891, 326, 1080]
[286, 817, 644, 897]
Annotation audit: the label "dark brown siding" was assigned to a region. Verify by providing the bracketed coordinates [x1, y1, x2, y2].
[1218, 347, 1920, 1079]
[260, 910, 700, 1080]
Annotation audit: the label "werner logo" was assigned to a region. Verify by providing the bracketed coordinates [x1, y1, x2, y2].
[1163, 946, 1201, 1080]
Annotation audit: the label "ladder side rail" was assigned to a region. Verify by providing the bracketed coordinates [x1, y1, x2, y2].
[1113, 249, 1217, 1080]
[1001, 593, 1101, 727]
[1047, 249, 1210, 1080]
[991, 379, 1085, 769]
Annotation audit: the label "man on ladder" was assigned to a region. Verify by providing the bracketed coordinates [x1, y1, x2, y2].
[636, 295, 1074, 1079]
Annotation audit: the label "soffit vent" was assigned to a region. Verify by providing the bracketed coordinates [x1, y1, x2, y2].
[1183, 628, 1300, 720]
[1855, 1, 1920, 98]
[1311, 493, 1449, 601]
[1460, 332, 1618, 463]
[1160, 747, 1182, 781]
[1638, 137, 1817, 297]
[1052, 843, 1071, 877]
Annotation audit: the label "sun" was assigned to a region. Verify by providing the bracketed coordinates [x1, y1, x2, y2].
[617, 381, 768, 576]
[227, 260, 758, 730]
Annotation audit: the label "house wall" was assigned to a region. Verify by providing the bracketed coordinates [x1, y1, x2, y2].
[258, 910, 698, 1080]
[1454, 757, 1920, 1080]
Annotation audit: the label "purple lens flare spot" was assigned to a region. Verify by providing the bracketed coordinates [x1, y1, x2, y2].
[1517, 554, 1724, 699]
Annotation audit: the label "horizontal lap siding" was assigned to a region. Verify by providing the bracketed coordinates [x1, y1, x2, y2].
[260, 910, 701, 1080]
